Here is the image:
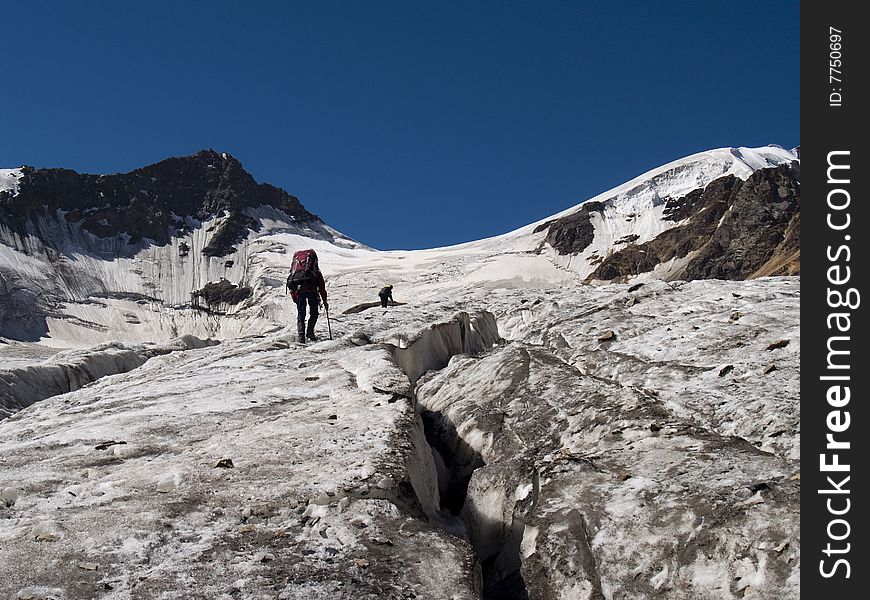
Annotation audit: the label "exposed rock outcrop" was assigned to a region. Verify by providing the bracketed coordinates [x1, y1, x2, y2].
[682, 163, 800, 280]
[191, 279, 254, 309]
[589, 175, 743, 281]
[534, 201, 605, 255]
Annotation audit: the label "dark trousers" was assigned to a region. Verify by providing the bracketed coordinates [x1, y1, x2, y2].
[296, 292, 319, 337]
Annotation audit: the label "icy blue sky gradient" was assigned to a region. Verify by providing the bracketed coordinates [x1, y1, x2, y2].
[1, 1, 798, 249]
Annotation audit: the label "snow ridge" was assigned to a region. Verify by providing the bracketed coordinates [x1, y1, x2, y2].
[458, 145, 799, 280]
[515, 145, 797, 237]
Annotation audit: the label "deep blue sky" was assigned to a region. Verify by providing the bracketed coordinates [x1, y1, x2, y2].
[1, 1, 798, 250]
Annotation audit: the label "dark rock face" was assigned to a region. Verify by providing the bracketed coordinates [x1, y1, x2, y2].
[588, 163, 800, 282]
[682, 163, 800, 280]
[202, 212, 258, 257]
[614, 233, 639, 245]
[0, 150, 318, 256]
[192, 279, 254, 308]
[534, 201, 604, 255]
[757, 209, 799, 276]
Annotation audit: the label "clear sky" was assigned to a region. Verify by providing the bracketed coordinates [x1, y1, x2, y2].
[1, 1, 798, 250]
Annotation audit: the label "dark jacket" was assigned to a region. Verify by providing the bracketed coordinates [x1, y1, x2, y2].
[378, 286, 393, 301]
[291, 271, 327, 305]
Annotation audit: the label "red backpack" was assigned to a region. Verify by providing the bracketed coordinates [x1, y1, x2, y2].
[286, 249, 319, 293]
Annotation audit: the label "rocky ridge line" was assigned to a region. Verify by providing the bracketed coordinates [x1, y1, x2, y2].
[0, 150, 319, 257]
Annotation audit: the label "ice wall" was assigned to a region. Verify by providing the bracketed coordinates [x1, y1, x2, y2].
[0, 335, 209, 419]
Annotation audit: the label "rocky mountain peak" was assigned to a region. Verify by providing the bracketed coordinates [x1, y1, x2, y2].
[528, 149, 800, 282]
[580, 162, 801, 282]
[0, 151, 319, 252]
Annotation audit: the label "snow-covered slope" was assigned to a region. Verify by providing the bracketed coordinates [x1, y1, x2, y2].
[499, 145, 796, 241]
[1, 145, 797, 348]
[0, 206, 352, 343]
[463, 145, 799, 281]
[0, 153, 363, 346]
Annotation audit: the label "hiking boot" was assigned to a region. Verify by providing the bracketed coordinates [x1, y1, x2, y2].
[306, 331, 318, 341]
[298, 334, 306, 343]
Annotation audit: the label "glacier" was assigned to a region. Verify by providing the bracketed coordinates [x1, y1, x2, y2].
[0, 146, 799, 599]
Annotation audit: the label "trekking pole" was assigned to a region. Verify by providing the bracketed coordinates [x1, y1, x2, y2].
[325, 303, 333, 340]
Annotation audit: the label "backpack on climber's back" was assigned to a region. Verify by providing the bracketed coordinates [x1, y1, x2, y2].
[286, 249, 319, 293]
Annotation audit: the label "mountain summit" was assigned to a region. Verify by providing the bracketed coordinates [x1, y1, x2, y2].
[0, 151, 360, 341]
[0, 150, 321, 257]
[476, 145, 800, 282]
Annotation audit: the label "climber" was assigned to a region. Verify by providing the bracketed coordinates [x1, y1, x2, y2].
[378, 284, 394, 308]
[286, 249, 328, 343]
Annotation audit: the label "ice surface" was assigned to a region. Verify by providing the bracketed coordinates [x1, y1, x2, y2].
[416, 279, 799, 598]
[0, 277, 798, 598]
